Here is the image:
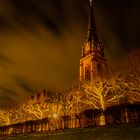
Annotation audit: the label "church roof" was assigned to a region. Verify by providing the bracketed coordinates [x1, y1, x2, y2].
[87, 0, 98, 43]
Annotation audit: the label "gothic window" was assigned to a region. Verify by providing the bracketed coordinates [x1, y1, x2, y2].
[98, 63, 103, 78]
[85, 66, 91, 81]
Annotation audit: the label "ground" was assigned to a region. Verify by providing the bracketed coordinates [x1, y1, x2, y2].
[1, 125, 140, 140]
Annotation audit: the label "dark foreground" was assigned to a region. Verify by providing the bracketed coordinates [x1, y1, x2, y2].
[1, 125, 140, 140]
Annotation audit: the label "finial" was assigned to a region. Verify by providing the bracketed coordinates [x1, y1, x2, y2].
[89, 0, 93, 6]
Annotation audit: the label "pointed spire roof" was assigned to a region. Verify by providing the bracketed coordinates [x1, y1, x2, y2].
[87, 0, 98, 43]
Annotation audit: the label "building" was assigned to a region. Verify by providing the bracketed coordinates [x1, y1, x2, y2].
[80, 0, 108, 81]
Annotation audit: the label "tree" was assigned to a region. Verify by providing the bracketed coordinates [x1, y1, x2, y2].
[58, 90, 75, 128]
[75, 79, 125, 125]
[110, 48, 140, 123]
[0, 109, 11, 126]
[21, 90, 51, 120]
[20, 90, 65, 131]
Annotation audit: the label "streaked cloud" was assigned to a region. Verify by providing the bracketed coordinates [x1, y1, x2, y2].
[0, 0, 139, 108]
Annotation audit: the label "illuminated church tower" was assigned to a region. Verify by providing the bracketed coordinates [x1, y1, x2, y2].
[80, 0, 108, 81]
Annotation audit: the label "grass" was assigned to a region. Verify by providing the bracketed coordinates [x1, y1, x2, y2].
[1, 125, 140, 140]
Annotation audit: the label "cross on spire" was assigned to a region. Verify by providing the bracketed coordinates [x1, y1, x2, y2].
[89, 0, 93, 6]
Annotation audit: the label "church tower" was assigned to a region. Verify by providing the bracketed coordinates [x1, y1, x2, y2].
[80, 0, 108, 81]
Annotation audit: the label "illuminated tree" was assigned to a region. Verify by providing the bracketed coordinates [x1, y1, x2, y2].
[21, 90, 51, 120]
[58, 91, 74, 128]
[75, 79, 125, 125]
[53, 84, 81, 129]
[110, 48, 140, 123]
[0, 109, 11, 126]
[112, 48, 140, 94]
[20, 90, 65, 131]
[10, 106, 31, 124]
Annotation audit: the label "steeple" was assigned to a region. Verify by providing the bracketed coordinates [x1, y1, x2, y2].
[87, 0, 98, 43]
[80, 0, 108, 81]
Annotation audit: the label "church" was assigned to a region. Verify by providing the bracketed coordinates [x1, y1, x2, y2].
[80, 0, 108, 81]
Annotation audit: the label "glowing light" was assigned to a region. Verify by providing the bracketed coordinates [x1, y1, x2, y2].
[89, 0, 93, 6]
[53, 113, 57, 118]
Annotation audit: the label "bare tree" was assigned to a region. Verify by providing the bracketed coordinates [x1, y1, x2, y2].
[110, 48, 140, 123]
[0, 109, 11, 126]
[75, 79, 125, 125]
[21, 90, 51, 120]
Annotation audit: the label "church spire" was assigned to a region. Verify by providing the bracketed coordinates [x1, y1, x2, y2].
[87, 0, 98, 43]
[80, 0, 108, 82]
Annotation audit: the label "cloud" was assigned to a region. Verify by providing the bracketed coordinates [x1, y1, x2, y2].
[0, 0, 139, 108]
[0, 0, 88, 108]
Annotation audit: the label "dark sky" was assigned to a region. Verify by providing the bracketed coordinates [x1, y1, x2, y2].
[0, 0, 140, 108]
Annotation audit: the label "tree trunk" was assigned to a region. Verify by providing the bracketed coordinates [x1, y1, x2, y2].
[124, 107, 129, 123]
[64, 119, 68, 129]
[99, 112, 106, 126]
[76, 115, 81, 128]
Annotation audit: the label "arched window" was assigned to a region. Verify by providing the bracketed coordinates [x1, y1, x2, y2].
[85, 66, 91, 81]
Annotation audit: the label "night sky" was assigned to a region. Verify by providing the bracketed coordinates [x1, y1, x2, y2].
[0, 0, 140, 108]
